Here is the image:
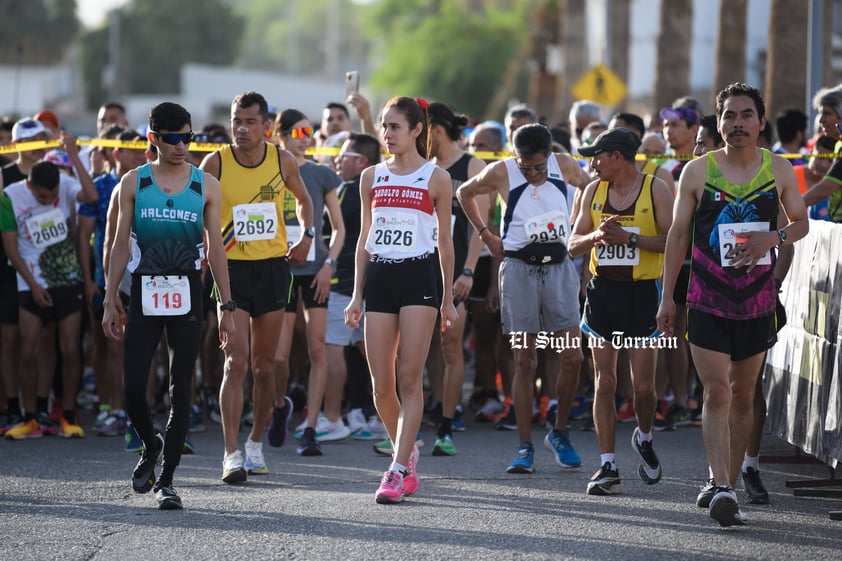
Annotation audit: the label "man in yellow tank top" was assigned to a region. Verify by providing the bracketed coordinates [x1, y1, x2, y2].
[201, 91, 314, 484]
[569, 128, 674, 497]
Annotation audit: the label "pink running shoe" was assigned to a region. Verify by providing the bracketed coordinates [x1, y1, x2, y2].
[403, 445, 420, 496]
[375, 471, 404, 504]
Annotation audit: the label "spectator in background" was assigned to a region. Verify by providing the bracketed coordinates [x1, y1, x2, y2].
[757, 122, 774, 150]
[772, 109, 809, 166]
[78, 130, 148, 437]
[694, 115, 725, 157]
[0, 116, 14, 166]
[568, 100, 602, 152]
[673, 96, 704, 118]
[315, 133, 385, 444]
[640, 131, 667, 159]
[90, 124, 127, 180]
[272, 108, 345, 456]
[610, 112, 675, 193]
[803, 84, 842, 222]
[655, 104, 700, 430]
[504, 105, 537, 149]
[581, 121, 608, 148]
[426, 101, 487, 458]
[96, 102, 129, 137]
[465, 123, 512, 423]
[34, 111, 62, 139]
[799, 135, 837, 219]
[314, 102, 353, 166]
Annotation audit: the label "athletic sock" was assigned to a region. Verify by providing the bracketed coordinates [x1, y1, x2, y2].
[636, 429, 653, 445]
[742, 454, 760, 472]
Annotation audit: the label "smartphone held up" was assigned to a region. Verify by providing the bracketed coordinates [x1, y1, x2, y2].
[345, 71, 359, 98]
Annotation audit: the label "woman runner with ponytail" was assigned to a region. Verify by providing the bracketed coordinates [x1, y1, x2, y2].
[345, 97, 458, 504]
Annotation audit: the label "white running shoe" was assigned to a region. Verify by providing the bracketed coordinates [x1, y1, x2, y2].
[294, 412, 327, 439]
[346, 408, 367, 435]
[318, 418, 351, 442]
[244, 438, 268, 474]
[222, 450, 247, 484]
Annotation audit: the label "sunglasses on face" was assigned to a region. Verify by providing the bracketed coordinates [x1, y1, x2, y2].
[153, 131, 194, 145]
[288, 127, 313, 139]
[337, 150, 363, 160]
[517, 162, 547, 174]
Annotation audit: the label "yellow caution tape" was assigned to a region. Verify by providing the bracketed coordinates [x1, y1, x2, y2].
[0, 138, 830, 162]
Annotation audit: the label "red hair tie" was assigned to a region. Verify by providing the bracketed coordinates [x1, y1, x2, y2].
[414, 97, 428, 110]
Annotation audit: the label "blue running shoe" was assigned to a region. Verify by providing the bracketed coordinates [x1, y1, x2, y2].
[452, 405, 466, 432]
[182, 433, 195, 454]
[506, 443, 535, 474]
[544, 428, 582, 468]
[189, 404, 206, 433]
[124, 423, 143, 453]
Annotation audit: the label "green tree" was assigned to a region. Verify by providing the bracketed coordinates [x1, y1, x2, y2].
[78, 0, 243, 109]
[365, 0, 529, 120]
[0, 0, 79, 65]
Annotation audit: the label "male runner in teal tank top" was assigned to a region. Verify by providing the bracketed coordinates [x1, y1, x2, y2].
[103, 102, 235, 510]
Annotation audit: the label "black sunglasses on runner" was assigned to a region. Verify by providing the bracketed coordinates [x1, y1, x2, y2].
[153, 131, 194, 145]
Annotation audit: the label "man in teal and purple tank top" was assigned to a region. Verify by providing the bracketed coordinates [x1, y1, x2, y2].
[657, 83, 808, 528]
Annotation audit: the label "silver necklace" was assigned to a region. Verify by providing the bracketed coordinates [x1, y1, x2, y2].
[612, 174, 640, 210]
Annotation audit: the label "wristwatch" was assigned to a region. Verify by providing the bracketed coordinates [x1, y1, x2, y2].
[462, 268, 474, 277]
[777, 229, 787, 247]
[220, 300, 237, 312]
[304, 227, 316, 239]
[628, 233, 639, 247]
[325, 257, 338, 268]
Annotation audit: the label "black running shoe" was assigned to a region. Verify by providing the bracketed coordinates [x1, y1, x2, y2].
[132, 433, 164, 494]
[631, 428, 662, 484]
[153, 483, 183, 510]
[266, 396, 293, 448]
[586, 462, 622, 495]
[697, 477, 716, 508]
[709, 485, 747, 527]
[742, 467, 770, 504]
[495, 404, 517, 431]
[296, 427, 323, 456]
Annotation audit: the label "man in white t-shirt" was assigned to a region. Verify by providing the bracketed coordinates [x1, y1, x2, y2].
[0, 160, 97, 439]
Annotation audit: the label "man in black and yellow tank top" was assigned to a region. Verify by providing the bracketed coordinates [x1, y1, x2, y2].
[201, 91, 315, 484]
[658, 83, 808, 527]
[569, 128, 675, 497]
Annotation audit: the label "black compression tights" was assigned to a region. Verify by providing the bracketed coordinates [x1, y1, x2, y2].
[123, 319, 201, 484]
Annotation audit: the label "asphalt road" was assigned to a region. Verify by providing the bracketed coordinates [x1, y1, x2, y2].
[0, 409, 839, 561]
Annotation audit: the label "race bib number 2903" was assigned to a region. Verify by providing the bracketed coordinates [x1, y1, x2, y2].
[141, 276, 191, 316]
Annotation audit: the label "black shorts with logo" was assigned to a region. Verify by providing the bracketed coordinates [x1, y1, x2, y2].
[364, 254, 439, 314]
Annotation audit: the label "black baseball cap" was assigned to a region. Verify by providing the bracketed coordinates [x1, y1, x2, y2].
[577, 128, 641, 159]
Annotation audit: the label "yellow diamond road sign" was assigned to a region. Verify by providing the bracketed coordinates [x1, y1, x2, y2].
[571, 64, 627, 107]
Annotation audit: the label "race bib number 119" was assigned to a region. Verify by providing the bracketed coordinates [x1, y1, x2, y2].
[141, 276, 191, 316]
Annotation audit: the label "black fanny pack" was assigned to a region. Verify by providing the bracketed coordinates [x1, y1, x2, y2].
[504, 242, 567, 265]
